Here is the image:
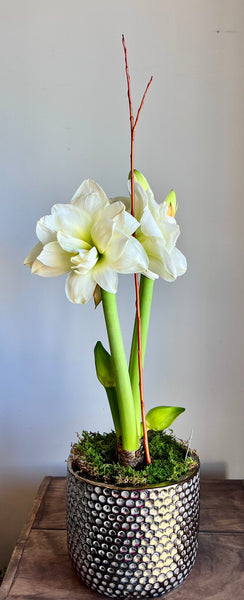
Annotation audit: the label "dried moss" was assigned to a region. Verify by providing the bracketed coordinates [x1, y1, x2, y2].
[71, 430, 197, 487]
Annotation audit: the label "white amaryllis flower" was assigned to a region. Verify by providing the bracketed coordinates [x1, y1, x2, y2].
[113, 174, 187, 282]
[134, 181, 187, 281]
[24, 179, 153, 304]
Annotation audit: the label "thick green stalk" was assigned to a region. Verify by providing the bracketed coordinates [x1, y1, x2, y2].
[101, 289, 139, 451]
[105, 387, 121, 437]
[129, 275, 154, 431]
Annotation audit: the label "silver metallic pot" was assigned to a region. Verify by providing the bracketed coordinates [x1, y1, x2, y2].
[67, 454, 200, 598]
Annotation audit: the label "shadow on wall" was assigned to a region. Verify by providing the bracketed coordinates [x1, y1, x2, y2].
[201, 462, 227, 479]
[0, 479, 38, 568]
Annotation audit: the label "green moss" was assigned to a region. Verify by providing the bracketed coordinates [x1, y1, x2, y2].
[71, 430, 197, 487]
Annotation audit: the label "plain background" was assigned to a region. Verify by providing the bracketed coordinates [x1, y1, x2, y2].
[1, 0, 244, 567]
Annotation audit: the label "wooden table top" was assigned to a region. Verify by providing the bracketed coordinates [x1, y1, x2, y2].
[0, 478, 243, 600]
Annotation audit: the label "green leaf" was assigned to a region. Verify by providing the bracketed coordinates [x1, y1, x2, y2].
[140, 406, 185, 436]
[94, 341, 115, 388]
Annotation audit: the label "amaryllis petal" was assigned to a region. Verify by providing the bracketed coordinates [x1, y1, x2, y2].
[65, 271, 96, 304]
[72, 178, 109, 204]
[93, 262, 118, 293]
[71, 247, 98, 274]
[105, 231, 128, 263]
[146, 186, 161, 222]
[111, 236, 149, 274]
[57, 231, 91, 253]
[51, 204, 92, 244]
[110, 196, 130, 212]
[140, 207, 162, 238]
[101, 201, 125, 221]
[104, 199, 139, 236]
[115, 210, 139, 236]
[134, 182, 148, 221]
[24, 242, 43, 267]
[37, 241, 72, 272]
[159, 219, 180, 252]
[91, 219, 115, 254]
[130, 173, 187, 282]
[72, 179, 109, 216]
[36, 215, 56, 245]
[31, 259, 69, 277]
[83, 193, 109, 217]
[141, 237, 178, 281]
[171, 247, 187, 276]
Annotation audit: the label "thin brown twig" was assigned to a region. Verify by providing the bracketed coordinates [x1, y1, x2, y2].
[134, 76, 153, 132]
[122, 35, 152, 465]
[122, 35, 134, 136]
[122, 35, 135, 217]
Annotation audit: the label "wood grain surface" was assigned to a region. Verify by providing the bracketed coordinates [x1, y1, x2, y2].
[1, 478, 243, 600]
[0, 478, 51, 600]
[33, 478, 66, 530]
[200, 479, 244, 532]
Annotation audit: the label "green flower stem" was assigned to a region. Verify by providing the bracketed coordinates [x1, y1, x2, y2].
[105, 387, 121, 438]
[101, 289, 139, 451]
[129, 275, 154, 431]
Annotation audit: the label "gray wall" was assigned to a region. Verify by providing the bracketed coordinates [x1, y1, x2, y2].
[1, 0, 244, 567]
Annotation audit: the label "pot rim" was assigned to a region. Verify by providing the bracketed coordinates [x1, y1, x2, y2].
[67, 449, 200, 492]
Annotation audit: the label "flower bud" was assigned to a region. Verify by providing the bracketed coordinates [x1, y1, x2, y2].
[165, 190, 177, 218]
[128, 169, 149, 191]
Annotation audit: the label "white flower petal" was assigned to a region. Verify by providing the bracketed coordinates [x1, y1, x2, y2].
[110, 196, 131, 212]
[146, 186, 161, 222]
[105, 231, 128, 262]
[65, 271, 96, 304]
[131, 177, 187, 283]
[102, 201, 139, 236]
[91, 219, 115, 254]
[93, 262, 118, 293]
[116, 210, 139, 236]
[140, 206, 162, 238]
[101, 201, 125, 220]
[31, 259, 67, 277]
[24, 242, 43, 267]
[57, 231, 91, 253]
[134, 182, 148, 221]
[36, 215, 56, 244]
[159, 220, 180, 252]
[51, 204, 92, 244]
[171, 247, 187, 276]
[71, 246, 98, 274]
[141, 237, 178, 281]
[71, 179, 109, 213]
[111, 236, 149, 274]
[83, 192, 109, 216]
[37, 241, 72, 273]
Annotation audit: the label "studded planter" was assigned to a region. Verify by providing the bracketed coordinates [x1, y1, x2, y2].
[67, 455, 200, 599]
